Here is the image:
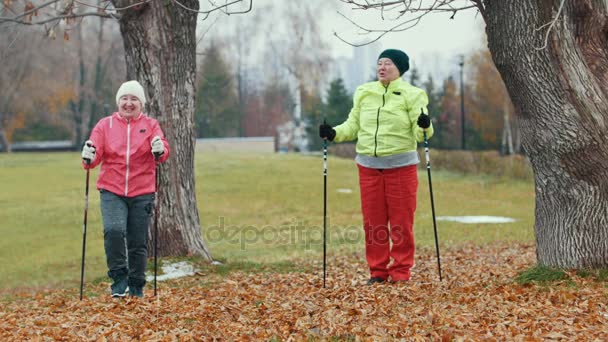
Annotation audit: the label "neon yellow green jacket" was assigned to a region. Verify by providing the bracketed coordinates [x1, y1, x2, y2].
[334, 78, 433, 157]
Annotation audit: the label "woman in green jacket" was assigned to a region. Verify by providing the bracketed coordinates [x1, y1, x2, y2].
[319, 49, 433, 285]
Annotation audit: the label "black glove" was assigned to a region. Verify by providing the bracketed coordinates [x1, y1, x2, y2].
[319, 123, 336, 141]
[417, 113, 431, 129]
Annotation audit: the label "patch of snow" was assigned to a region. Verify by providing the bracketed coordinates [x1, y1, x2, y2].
[336, 188, 353, 194]
[145, 261, 197, 282]
[436, 216, 516, 224]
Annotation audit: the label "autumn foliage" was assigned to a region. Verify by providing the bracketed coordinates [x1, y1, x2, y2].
[1, 243, 606, 340]
[466, 50, 516, 150]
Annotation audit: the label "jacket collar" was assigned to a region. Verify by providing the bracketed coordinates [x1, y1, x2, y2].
[378, 77, 405, 91]
[113, 112, 144, 123]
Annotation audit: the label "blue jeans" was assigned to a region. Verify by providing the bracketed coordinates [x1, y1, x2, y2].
[100, 190, 154, 289]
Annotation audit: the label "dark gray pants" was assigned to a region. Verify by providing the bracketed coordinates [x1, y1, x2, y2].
[100, 190, 154, 289]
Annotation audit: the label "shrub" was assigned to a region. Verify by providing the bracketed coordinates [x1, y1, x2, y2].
[328, 144, 533, 181]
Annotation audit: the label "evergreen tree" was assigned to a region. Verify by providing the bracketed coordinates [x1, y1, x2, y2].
[196, 44, 240, 138]
[422, 73, 442, 145]
[423, 74, 440, 119]
[306, 77, 351, 150]
[408, 67, 420, 86]
[324, 78, 352, 126]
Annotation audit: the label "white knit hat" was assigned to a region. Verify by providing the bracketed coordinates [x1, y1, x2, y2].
[115, 80, 146, 107]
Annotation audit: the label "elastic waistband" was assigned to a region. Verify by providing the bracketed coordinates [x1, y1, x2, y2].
[355, 151, 419, 169]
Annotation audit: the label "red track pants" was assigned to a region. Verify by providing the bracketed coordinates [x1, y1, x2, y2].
[358, 164, 418, 281]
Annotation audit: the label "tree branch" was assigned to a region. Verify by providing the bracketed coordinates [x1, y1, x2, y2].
[0, 0, 252, 28]
[171, 0, 252, 15]
[340, 0, 475, 12]
[534, 0, 566, 50]
[195, 15, 221, 55]
[0, 0, 61, 22]
[334, 0, 480, 47]
[1, 12, 111, 26]
[469, 0, 487, 22]
[72, 0, 145, 12]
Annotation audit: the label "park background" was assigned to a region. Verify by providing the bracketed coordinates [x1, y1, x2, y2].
[1, 0, 608, 340]
[0, 1, 513, 155]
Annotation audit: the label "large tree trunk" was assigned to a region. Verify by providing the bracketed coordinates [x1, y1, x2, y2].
[484, 1, 608, 268]
[115, 0, 212, 259]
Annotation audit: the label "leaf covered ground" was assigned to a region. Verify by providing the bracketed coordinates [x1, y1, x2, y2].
[1, 243, 607, 341]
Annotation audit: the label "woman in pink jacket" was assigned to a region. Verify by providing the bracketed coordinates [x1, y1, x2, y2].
[81, 80, 169, 298]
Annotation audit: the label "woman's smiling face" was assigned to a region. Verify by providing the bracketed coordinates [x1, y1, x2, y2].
[117, 94, 142, 119]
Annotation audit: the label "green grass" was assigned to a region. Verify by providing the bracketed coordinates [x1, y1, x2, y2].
[575, 268, 608, 282]
[0, 151, 535, 290]
[515, 266, 570, 285]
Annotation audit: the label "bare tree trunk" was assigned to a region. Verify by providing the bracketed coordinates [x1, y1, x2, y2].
[501, 99, 513, 155]
[116, 1, 211, 259]
[0, 29, 34, 153]
[88, 17, 106, 135]
[73, 20, 89, 147]
[0, 128, 9, 152]
[235, 25, 248, 137]
[485, 0, 608, 268]
[513, 118, 522, 154]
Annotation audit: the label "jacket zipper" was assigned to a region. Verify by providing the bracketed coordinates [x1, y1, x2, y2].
[125, 120, 131, 196]
[374, 85, 389, 157]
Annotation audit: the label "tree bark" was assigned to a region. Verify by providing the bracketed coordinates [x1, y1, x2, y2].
[485, 0, 608, 268]
[115, 0, 212, 259]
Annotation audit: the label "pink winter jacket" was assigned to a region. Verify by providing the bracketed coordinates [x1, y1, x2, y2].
[83, 112, 170, 197]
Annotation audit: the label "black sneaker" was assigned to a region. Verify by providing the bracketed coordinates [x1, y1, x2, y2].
[129, 287, 144, 298]
[111, 278, 129, 297]
[366, 277, 386, 285]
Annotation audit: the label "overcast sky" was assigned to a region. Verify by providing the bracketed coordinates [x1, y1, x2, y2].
[201, 1, 487, 81]
[324, 2, 487, 79]
[329, 6, 485, 53]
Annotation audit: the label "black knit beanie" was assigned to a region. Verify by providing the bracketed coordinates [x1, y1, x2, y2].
[378, 49, 410, 76]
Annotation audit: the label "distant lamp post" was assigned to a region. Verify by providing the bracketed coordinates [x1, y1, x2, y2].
[459, 55, 466, 150]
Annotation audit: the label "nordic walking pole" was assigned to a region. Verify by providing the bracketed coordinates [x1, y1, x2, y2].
[421, 110, 443, 281]
[322, 124, 328, 289]
[80, 148, 92, 300]
[154, 152, 161, 296]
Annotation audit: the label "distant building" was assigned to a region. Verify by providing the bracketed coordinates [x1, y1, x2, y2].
[332, 41, 382, 94]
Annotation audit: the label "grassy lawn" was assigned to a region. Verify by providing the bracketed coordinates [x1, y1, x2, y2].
[0, 151, 535, 290]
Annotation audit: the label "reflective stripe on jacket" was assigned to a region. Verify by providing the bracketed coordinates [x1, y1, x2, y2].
[334, 78, 433, 157]
[83, 112, 170, 197]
